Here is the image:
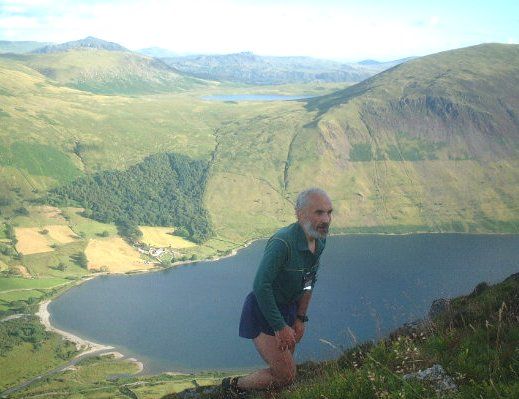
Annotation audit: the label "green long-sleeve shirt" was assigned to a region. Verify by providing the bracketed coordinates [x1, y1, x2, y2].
[253, 222, 326, 331]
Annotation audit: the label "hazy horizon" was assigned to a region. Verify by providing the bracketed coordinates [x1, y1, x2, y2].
[0, 0, 518, 62]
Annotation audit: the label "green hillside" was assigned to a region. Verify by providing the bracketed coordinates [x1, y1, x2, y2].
[47, 152, 213, 243]
[1, 43, 518, 244]
[290, 43, 519, 234]
[0, 41, 518, 399]
[1, 48, 207, 95]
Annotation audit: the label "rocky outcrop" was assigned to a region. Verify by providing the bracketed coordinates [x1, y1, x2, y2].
[404, 364, 457, 394]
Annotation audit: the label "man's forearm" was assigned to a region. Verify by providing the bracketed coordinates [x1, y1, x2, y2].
[297, 291, 312, 317]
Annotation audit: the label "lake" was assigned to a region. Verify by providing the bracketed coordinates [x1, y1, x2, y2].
[202, 94, 315, 102]
[49, 234, 519, 374]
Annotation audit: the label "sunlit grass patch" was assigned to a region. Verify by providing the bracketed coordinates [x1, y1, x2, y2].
[0, 277, 70, 291]
[62, 207, 118, 239]
[13, 224, 78, 255]
[139, 226, 196, 249]
[44, 225, 79, 244]
[14, 227, 54, 254]
[0, 260, 8, 271]
[85, 236, 152, 273]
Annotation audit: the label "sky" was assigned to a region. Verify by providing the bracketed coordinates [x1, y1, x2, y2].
[0, 0, 518, 61]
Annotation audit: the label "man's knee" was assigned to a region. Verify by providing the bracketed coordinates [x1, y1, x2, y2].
[271, 362, 296, 386]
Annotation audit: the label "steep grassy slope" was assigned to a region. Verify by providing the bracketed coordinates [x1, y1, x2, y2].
[285, 44, 519, 234]
[1, 43, 518, 245]
[1, 48, 206, 95]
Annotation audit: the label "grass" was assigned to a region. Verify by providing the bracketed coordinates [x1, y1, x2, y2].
[10, 205, 69, 228]
[5, 353, 139, 398]
[139, 226, 197, 249]
[1, 48, 518, 244]
[0, 324, 77, 392]
[0, 141, 82, 183]
[21, 240, 89, 279]
[14, 226, 61, 255]
[0, 276, 70, 291]
[62, 207, 118, 239]
[0, 289, 45, 303]
[84, 236, 152, 273]
[235, 274, 519, 399]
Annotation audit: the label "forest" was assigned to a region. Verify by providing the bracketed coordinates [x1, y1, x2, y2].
[46, 153, 213, 243]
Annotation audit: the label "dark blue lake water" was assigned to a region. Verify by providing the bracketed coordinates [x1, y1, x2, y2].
[49, 234, 519, 374]
[202, 94, 314, 102]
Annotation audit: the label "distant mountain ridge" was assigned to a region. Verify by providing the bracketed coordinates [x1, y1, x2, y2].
[31, 36, 128, 54]
[160, 51, 411, 85]
[0, 37, 206, 95]
[2, 37, 413, 85]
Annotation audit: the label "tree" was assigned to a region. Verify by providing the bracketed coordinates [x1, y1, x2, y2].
[72, 252, 88, 269]
[56, 262, 67, 271]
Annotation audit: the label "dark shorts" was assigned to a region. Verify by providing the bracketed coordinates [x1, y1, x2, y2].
[239, 292, 297, 339]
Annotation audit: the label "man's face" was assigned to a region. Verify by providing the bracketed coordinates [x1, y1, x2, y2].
[298, 194, 333, 239]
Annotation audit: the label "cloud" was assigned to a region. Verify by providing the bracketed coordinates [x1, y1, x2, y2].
[0, 0, 517, 60]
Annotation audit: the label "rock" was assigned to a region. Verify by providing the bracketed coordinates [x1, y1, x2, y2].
[404, 364, 457, 394]
[161, 385, 223, 399]
[468, 282, 489, 297]
[504, 272, 519, 283]
[428, 298, 451, 319]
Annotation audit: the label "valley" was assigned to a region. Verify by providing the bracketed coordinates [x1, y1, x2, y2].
[0, 38, 518, 397]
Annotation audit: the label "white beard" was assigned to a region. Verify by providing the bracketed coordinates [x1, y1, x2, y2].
[302, 220, 328, 239]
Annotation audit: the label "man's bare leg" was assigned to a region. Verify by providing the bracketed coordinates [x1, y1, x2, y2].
[237, 332, 296, 390]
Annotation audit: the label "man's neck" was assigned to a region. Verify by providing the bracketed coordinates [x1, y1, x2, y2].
[299, 222, 316, 252]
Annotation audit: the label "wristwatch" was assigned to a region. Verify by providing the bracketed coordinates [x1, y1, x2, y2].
[296, 314, 309, 323]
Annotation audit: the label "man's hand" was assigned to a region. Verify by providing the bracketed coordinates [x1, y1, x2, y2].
[293, 319, 305, 343]
[275, 326, 296, 351]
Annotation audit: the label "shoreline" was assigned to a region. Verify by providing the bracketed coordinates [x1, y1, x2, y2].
[30, 238, 259, 377]
[33, 231, 518, 376]
[36, 299, 146, 373]
[36, 299, 114, 356]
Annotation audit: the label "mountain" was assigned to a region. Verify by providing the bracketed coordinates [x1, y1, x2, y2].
[295, 43, 519, 232]
[200, 44, 519, 240]
[31, 36, 128, 54]
[355, 56, 416, 71]
[160, 52, 408, 85]
[306, 43, 519, 158]
[0, 38, 207, 95]
[0, 43, 517, 244]
[358, 59, 381, 65]
[0, 40, 53, 54]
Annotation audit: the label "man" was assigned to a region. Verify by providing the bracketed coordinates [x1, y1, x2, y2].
[222, 188, 333, 395]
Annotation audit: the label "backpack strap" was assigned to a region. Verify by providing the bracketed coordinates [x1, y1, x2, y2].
[269, 237, 291, 265]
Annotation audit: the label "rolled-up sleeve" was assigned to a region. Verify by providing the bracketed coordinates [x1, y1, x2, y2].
[253, 238, 288, 332]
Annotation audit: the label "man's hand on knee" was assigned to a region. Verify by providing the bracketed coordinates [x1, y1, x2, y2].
[275, 326, 296, 351]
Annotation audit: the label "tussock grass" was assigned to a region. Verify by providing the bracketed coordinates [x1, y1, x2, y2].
[252, 274, 519, 399]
